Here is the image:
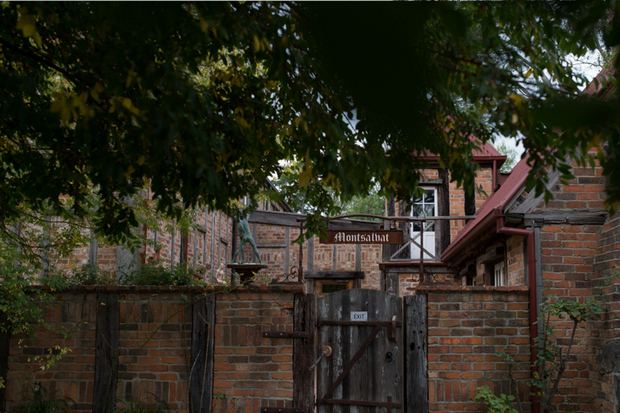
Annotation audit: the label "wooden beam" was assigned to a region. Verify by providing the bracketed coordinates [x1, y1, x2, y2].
[517, 211, 608, 226]
[93, 293, 119, 413]
[420, 179, 443, 185]
[305, 270, 365, 279]
[458, 264, 476, 279]
[248, 210, 382, 230]
[190, 295, 215, 413]
[406, 294, 428, 413]
[476, 247, 505, 266]
[293, 294, 316, 411]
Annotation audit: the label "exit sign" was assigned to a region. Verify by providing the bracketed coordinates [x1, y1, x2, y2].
[351, 311, 368, 321]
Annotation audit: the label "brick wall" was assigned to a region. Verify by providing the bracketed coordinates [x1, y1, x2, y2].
[213, 291, 296, 412]
[420, 285, 532, 413]
[588, 214, 620, 413]
[475, 168, 493, 210]
[6, 292, 98, 413]
[506, 235, 526, 286]
[4, 286, 302, 413]
[116, 292, 192, 412]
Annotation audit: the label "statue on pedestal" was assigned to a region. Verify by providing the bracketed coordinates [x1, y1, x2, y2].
[230, 213, 265, 265]
[228, 213, 267, 284]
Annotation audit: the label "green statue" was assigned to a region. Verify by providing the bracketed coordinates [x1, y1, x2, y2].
[231, 213, 265, 265]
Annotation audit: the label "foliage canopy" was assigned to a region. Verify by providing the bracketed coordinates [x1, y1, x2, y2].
[1, 2, 620, 242]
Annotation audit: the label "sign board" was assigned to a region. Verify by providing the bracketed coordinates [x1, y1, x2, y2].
[351, 311, 368, 321]
[321, 230, 403, 244]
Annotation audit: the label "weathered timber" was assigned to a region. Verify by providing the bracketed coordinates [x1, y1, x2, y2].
[476, 247, 505, 266]
[511, 211, 609, 226]
[507, 167, 563, 213]
[93, 293, 120, 413]
[405, 294, 428, 413]
[293, 294, 316, 411]
[438, 169, 451, 253]
[305, 271, 365, 279]
[458, 263, 476, 278]
[317, 289, 403, 412]
[248, 210, 381, 230]
[420, 179, 443, 185]
[190, 295, 215, 413]
[256, 243, 288, 249]
[0, 311, 10, 411]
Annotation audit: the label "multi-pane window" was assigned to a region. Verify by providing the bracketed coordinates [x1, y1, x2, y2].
[410, 188, 437, 260]
[494, 261, 505, 286]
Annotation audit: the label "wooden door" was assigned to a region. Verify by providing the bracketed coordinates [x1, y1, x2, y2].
[317, 289, 403, 412]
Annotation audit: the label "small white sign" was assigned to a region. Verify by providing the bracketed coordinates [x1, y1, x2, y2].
[351, 311, 368, 321]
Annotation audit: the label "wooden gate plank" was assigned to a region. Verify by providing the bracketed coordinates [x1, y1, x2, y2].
[93, 292, 120, 413]
[190, 294, 215, 413]
[293, 293, 316, 411]
[317, 289, 403, 412]
[405, 294, 428, 413]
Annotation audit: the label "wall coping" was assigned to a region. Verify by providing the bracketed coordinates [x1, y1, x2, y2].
[416, 285, 529, 294]
[26, 284, 306, 295]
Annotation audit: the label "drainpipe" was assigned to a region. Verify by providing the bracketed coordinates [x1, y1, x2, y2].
[495, 210, 540, 413]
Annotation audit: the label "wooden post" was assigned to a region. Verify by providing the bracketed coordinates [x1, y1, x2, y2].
[405, 294, 428, 413]
[190, 295, 215, 413]
[293, 294, 316, 411]
[93, 293, 120, 413]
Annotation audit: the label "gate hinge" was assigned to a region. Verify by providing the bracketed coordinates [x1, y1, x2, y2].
[260, 408, 305, 413]
[263, 331, 310, 339]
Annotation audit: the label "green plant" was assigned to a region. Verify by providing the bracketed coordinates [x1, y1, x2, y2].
[474, 386, 518, 413]
[120, 261, 202, 286]
[65, 264, 116, 286]
[477, 273, 616, 413]
[531, 295, 604, 413]
[20, 382, 74, 413]
[115, 397, 169, 413]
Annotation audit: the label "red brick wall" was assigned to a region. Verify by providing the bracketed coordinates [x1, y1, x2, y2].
[4, 286, 301, 413]
[213, 291, 296, 412]
[588, 214, 620, 413]
[116, 292, 192, 412]
[421, 286, 532, 413]
[6, 292, 98, 413]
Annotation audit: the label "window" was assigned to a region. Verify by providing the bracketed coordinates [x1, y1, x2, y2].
[494, 261, 505, 286]
[316, 279, 353, 296]
[410, 188, 437, 260]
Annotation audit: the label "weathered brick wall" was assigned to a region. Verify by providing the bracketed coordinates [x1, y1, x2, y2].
[506, 235, 526, 286]
[529, 153, 610, 412]
[3, 286, 301, 413]
[474, 167, 493, 210]
[6, 292, 98, 413]
[420, 286, 531, 413]
[213, 291, 296, 413]
[116, 292, 192, 412]
[588, 214, 620, 413]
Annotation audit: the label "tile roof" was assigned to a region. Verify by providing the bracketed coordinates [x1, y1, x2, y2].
[441, 153, 532, 262]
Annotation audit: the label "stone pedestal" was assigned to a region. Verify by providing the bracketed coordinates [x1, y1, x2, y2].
[227, 263, 268, 285]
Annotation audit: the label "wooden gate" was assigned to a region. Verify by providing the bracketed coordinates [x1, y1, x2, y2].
[316, 289, 403, 412]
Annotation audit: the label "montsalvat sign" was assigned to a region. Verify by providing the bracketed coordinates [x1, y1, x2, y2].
[321, 230, 403, 244]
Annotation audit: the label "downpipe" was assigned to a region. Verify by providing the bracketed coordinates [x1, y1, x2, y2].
[495, 210, 540, 413]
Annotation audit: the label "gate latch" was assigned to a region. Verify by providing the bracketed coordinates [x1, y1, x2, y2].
[309, 346, 332, 372]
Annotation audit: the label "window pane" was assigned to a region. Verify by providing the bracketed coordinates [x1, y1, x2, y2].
[424, 190, 435, 203]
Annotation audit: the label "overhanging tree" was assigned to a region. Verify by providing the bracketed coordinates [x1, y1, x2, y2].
[1, 1, 619, 246]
